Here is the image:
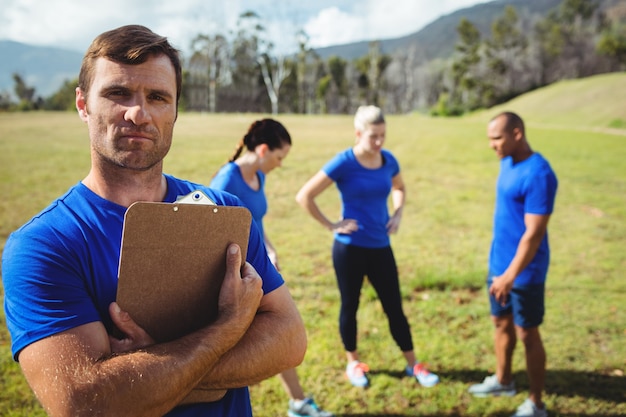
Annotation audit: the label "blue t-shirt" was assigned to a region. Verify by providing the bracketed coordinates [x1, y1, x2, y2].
[489, 153, 558, 286]
[210, 162, 267, 238]
[322, 148, 400, 248]
[2, 174, 283, 417]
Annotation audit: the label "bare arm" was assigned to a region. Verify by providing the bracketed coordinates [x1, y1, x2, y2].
[490, 213, 551, 304]
[110, 267, 307, 404]
[295, 170, 358, 234]
[194, 283, 306, 390]
[18, 244, 263, 417]
[263, 231, 279, 271]
[386, 173, 406, 234]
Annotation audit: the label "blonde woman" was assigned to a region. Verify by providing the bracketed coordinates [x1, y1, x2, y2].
[296, 105, 439, 388]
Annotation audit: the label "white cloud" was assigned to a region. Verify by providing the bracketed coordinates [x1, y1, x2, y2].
[305, 0, 490, 48]
[0, 0, 489, 55]
[304, 7, 364, 47]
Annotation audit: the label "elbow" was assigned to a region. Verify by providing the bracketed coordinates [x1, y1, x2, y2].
[42, 390, 106, 417]
[296, 323, 308, 366]
[289, 327, 307, 369]
[286, 314, 308, 369]
[294, 190, 306, 208]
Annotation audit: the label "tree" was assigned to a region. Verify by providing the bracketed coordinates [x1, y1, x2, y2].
[448, 18, 483, 113]
[326, 55, 348, 113]
[228, 11, 265, 112]
[597, 23, 626, 69]
[44, 78, 77, 111]
[232, 11, 292, 115]
[12, 73, 41, 111]
[485, 6, 528, 103]
[294, 30, 319, 114]
[0, 91, 12, 111]
[189, 34, 231, 112]
[257, 53, 291, 115]
[532, 0, 605, 83]
[531, 12, 560, 86]
[353, 42, 391, 107]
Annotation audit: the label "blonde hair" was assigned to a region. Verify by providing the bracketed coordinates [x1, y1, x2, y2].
[354, 105, 385, 131]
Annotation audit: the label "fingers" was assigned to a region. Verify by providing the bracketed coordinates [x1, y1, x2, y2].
[225, 243, 243, 278]
[334, 219, 359, 234]
[218, 245, 263, 329]
[108, 302, 155, 353]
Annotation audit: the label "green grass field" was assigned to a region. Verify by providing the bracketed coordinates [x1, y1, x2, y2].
[1, 73, 625, 416]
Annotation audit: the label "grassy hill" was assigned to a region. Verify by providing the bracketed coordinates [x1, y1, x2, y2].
[465, 72, 626, 132]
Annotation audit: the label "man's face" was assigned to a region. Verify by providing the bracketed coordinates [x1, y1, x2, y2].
[76, 54, 178, 172]
[487, 115, 516, 159]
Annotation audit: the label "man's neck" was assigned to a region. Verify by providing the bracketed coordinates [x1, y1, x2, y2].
[82, 166, 167, 208]
[512, 142, 534, 164]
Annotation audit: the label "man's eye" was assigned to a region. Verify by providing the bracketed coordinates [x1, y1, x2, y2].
[108, 90, 127, 97]
[149, 94, 166, 102]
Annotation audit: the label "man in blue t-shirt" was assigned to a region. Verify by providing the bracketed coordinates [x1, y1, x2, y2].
[1, 24, 306, 417]
[468, 112, 557, 417]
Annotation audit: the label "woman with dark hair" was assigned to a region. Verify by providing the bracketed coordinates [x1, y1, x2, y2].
[211, 119, 333, 417]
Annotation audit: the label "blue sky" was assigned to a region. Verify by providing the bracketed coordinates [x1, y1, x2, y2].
[0, 0, 489, 55]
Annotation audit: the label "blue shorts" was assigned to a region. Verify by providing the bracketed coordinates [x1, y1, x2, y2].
[487, 275, 545, 328]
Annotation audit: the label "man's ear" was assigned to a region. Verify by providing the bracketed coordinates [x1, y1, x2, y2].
[76, 87, 88, 121]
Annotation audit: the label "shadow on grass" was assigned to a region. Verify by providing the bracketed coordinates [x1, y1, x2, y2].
[337, 368, 624, 417]
[444, 368, 625, 404]
[339, 413, 622, 417]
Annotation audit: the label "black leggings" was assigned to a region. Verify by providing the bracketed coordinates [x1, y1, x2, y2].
[332, 240, 413, 352]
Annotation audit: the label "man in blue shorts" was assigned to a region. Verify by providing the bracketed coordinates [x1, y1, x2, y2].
[468, 112, 558, 417]
[1, 25, 306, 417]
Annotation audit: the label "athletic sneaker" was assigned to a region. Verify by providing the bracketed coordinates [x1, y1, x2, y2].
[468, 374, 516, 397]
[346, 361, 370, 387]
[511, 398, 547, 417]
[405, 363, 439, 387]
[288, 397, 334, 417]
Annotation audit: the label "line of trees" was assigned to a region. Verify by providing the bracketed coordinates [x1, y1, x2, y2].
[2, 0, 625, 115]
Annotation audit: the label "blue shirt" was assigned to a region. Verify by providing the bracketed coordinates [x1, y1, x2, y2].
[489, 153, 558, 286]
[323, 148, 400, 248]
[210, 162, 267, 238]
[2, 174, 283, 417]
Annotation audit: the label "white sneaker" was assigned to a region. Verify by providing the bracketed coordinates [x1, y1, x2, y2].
[468, 374, 516, 397]
[345, 361, 369, 387]
[405, 363, 439, 387]
[288, 397, 334, 417]
[511, 398, 547, 417]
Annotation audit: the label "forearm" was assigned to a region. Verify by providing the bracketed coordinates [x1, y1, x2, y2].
[501, 232, 543, 283]
[301, 199, 333, 231]
[23, 250, 264, 416]
[194, 288, 306, 389]
[23, 319, 246, 417]
[296, 172, 334, 231]
[391, 188, 405, 215]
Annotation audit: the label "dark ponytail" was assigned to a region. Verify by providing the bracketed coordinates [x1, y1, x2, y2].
[228, 119, 291, 162]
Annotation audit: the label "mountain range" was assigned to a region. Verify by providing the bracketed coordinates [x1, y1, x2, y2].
[0, 0, 616, 99]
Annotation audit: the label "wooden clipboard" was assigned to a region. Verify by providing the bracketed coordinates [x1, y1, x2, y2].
[116, 199, 251, 343]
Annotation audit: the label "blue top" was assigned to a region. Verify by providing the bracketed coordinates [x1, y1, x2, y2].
[322, 148, 400, 248]
[210, 162, 267, 238]
[489, 153, 558, 286]
[2, 174, 283, 417]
